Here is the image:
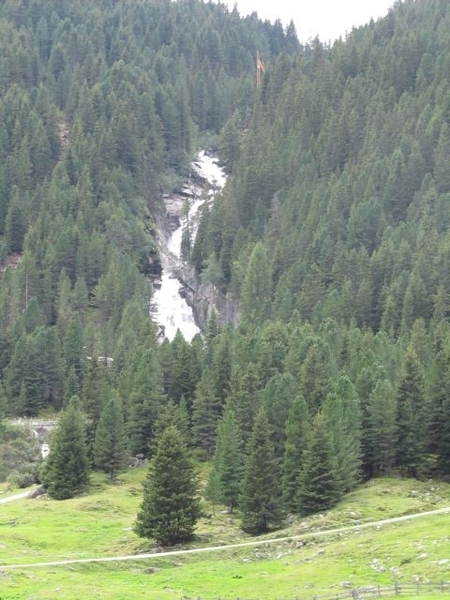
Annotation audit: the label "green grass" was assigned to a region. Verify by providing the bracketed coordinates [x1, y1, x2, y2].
[1, 473, 450, 599]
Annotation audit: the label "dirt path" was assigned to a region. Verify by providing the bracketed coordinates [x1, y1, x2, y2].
[0, 490, 34, 504]
[2, 504, 450, 570]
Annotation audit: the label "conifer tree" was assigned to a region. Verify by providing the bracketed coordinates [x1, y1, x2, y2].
[323, 374, 361, 493]
[151, 398, 191, 451]
[261, 372, 297, 459]
[240, 242, 272, 328]
[204, 466, 221, 516]
[41, 396, 89, 499]
[396, 349, 425, 476]
[93, 397, 127, 480]
[210, 326, 233, 404]
[299, 411, 341, 515]
[282, 395, 309, 512]
[367, 378, 397, 474]
[299, 341, 333, 414]
[240, 407, 283, 534]
[169, 331, 200, 407]
[4, 189, 27, 254]
[191, 367, 221, 459]
[226, 362, 262, 443]
[127, 349, 166, 457]
[63, 315, 84, 385]
[208, 408, 243, 513]
[205, 306, 221, 355]
[135, 426, 201, 546]
[81, 356, 110, 459]
[426, 343, 450, 473]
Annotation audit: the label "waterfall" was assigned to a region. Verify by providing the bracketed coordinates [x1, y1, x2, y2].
[152, 152, 226, 341]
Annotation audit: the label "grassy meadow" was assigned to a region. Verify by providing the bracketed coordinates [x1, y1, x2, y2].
[1, 470, 450, 599]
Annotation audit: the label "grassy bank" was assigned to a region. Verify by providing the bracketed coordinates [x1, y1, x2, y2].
[1, 472, 450, 599]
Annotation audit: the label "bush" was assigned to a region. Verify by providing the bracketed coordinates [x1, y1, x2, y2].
[0, 424, 41, 483]
[7, 468, 37, 489]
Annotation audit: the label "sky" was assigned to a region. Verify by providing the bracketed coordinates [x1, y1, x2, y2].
[222, 0, 396, 44]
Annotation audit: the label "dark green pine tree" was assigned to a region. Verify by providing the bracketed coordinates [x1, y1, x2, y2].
[282, 395, 309, 512]
[210, 326, 233, 405]
[169, 331, 202, 409]
[41, 396, 89, 500]
[367, 378, 397, 474]
[127, 349, 166, 457]
[425, 343, 450, 474]
[322, 373, 361, 493]
[191, 367, 221, 460]
[299, 341, 333, 415]
[4, 189, 27, 254]
[240, 407, 283, 534]
[63, 315, 84, 387]
[240, 242, 272, 329]
[204, 466, 221, 516]
[93, 397, 127, 481]
[226, 362, 262, 444]
[396, 349, 425, 477]
[260, 372, 297, 459]
[135, 426, 201, 546]
[298, 411, 341, 516]
[208, 407, 243, 513]
[151, 398, 191, 452]
[81, 356, 110, 459]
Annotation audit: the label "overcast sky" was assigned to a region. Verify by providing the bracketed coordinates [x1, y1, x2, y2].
[222, 0, 396, 44]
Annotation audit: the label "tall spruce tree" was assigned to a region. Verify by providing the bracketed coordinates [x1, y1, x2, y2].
[260, 372, 297, 459]
[367, 378, 397, 474]
[127, 349, 166, 457]
[207, 407, 243, 513]
[191, 367, 221, 459]
[322, 373, 361, 493]
[41, 396, 89, 499]
[93, 397, 127, 480]
[135, 425, 201, 546]
[425, 343, 450, 474]
[282, 395, 309, 512]
[396, 349, 425, 476]
[81, 357, 110, 459]
[240, 242, 272, 328]
[299, 411, 341, 515]
[240, 407, 283, 533]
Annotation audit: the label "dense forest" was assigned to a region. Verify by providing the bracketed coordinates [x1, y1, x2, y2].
[1, 0, 450, 531]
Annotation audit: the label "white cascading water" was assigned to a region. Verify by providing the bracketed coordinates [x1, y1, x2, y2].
[152, 151, 226, 341]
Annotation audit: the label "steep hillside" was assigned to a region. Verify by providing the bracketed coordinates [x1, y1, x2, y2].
[0, 0, 296, 416]
[2, 0, 450, 536]
[183, 0, 450, 493]
[197, 0, 450, 335]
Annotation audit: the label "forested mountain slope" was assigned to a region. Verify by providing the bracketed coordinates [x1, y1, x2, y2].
[1, 0, 450, 524]
[198, 0, 450, 335]
[189, 0, 450, 504]
[0, 0, 296, 416]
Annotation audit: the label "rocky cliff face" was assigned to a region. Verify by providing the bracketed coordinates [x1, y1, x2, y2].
[180, 268, 240, 331]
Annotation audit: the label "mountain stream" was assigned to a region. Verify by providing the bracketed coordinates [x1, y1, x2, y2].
[152, 152, 226, 341]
